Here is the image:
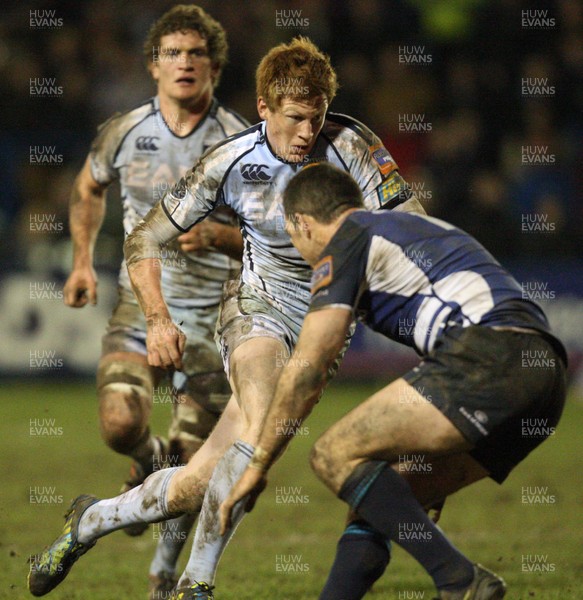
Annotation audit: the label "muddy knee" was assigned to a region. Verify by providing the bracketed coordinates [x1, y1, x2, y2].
[310, 434, 338, 484]
[167, 370, 230, 464]
[97, 359, 154, 454]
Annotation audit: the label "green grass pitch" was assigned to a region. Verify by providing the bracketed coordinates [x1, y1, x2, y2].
[2, 381, 582, 599]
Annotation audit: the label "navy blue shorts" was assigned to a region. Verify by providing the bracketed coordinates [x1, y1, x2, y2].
[403, 326, 566, 483]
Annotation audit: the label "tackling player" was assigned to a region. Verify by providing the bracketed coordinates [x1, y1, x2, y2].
[61, 5, 247, 597]
[29, 38, 423, 599]
[220, 163, 567, 600]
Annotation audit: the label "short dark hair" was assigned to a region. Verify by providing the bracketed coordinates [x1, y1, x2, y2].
[283, 163, 364, 224]
[144, 5, 228, 86]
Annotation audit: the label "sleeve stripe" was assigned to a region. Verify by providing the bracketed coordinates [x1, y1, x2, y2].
[319, 130, 350, 171]
[326, 112, 376, 145]
[308, 303, 354, 313]
[161, 198, 189, 233]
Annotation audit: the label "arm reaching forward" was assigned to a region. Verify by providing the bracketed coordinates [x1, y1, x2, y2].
[219, 307, 353, 533]
[123, 201, 186, 370]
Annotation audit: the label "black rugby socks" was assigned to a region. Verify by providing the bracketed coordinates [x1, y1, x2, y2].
[319, 520, 390, 600]
[339, 461, 474, 592]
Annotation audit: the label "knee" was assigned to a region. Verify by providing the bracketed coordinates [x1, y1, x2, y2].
[167, 391, 225, 463]
[98, 383, 149, 453]
[309, 434, 336, 485]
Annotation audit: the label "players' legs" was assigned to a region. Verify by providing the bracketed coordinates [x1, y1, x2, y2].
[98, 295, 169, 492]
[311, 378, 482, 594]
[165, 393, 243, 513]
[178, 335, 287, 587]
[311, 378, 473, 492]
[320, 463, 457, 600]
[319, 451, 486, 600]
[73, 393, 242, 547]
[149, 352, 231, 586]
[97, 351, 163, 462]
[318, 328, 565, 598]
[319, 510, 392, 600]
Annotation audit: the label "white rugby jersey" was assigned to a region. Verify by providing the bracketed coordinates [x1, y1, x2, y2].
[91, 96, 248, 308]
[162, 114, 415, 316]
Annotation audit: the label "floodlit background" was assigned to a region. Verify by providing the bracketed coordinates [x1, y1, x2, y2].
[1, 0, 582, 381]
[1, 1, 582, 598]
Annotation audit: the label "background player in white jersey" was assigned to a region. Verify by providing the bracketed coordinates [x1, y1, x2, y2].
[30, 38, 423, 599]
[61, 5, 247, 596]
[221, 163, 567, 600]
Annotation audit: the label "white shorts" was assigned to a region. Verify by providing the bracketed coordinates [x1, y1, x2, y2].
[102, 287, 228, 407]
[216, 278, 352, 380]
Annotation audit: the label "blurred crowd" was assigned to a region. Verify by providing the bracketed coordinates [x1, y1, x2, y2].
[2, 0, 582, 273]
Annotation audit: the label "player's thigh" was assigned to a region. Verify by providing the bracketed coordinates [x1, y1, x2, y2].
[216, 280, 299, 437]
[229, 336, 287, 438]
[314, 378, 471, 484]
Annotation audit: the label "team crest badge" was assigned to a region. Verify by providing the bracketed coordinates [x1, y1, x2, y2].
[311, 256, 333, 294]
[369, 143, 397, 177]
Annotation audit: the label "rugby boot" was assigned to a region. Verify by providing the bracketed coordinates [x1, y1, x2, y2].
[434, 563, 506, 599]
[28, 494, 100, 596]
[171, 581, 215, 599]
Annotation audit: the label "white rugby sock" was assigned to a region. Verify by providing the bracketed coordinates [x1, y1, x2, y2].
[77, 466, 180, 544]
[178, 440, 253, 586]
[149, 512, 196, 576]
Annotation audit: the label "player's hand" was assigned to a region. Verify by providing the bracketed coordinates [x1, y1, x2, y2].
[219, 467, 267, 535]
[146, 317, 186, 370]
[178, 221, 217, 252]
[63, 267, 98, 307]
[428, 498, 446, 523]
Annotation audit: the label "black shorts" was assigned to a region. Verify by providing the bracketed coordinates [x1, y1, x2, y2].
[403, 325, 566, 483]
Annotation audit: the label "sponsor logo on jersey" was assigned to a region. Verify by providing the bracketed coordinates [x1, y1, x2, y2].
[135, 136, 160, 152]
[369, 143, 397, 177]
[311, 256, 333, 294]
[377, 171, 407, 204]
[240, 163, 271, 183]
[474, 410, 488, 424]
[459, 406, 489, 436]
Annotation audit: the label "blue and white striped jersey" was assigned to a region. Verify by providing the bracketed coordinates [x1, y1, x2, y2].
[90, 96, 248, 308]
[162, 113, 415, 318]
[309, 210, 557, 356]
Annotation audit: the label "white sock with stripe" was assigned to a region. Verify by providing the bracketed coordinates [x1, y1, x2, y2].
[77, 466, 180, 544]
[178, 441, 253, 586]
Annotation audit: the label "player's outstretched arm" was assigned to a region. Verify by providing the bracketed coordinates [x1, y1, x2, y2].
[219, 307, 352, 533]
[177, 221, 244, 260]
[124, 201, 185, 370]
[63, 157, 108, 307]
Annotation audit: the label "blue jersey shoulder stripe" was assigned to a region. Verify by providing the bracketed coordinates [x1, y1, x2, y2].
[326, 112, 377, 146]
[203, 122, 262, 155]
[110, 99, 157, 167]
[319, 129, 350, 171]
[216, 137, 263, 197]
[217, 102, 251, 129]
